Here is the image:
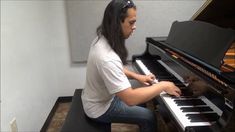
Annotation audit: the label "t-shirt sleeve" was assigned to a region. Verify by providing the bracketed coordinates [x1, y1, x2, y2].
[98, 60, 131, 94]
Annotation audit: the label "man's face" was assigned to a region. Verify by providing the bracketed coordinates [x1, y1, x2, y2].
[121, 8, 137, 39]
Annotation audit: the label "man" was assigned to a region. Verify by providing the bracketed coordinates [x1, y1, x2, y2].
[81, 0, 181, 131]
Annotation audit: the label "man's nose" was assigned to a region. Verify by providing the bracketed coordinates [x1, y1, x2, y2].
[132, 25, 136, 30]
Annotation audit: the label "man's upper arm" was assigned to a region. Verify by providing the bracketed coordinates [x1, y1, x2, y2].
[98, 60, 131, 94]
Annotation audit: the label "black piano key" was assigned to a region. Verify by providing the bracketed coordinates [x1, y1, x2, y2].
[158, 76, 175, 80]
[187, 115, 203, 122]
[174, 99, 206, 106]
[172, 79, 182, 83]
[180, 106, 213, 112]
[159, 79, 185, 87]
[158, 76, 178, 82]
[186, 113, 219, 122]
[157, 72, 173, 77]
[159, 78, 183, 83]
[205, 113, 219, 121]
[180, 88, 193, 96]
[175, 83, 186, 87]
[141, 60, 172, 76]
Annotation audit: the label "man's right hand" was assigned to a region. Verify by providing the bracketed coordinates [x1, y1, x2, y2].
[156, 81, 181, 97]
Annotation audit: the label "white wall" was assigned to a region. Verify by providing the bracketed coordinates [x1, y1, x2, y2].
[67, 0, 205, 62]
[126, 0, 205, 60]
[1, 1, 86, 131]
[1, 0, 205, 131]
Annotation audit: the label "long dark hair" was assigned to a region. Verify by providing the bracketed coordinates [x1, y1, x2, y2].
[96, 0, 136, 65]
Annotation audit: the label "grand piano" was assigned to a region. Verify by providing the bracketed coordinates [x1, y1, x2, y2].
[132, 0, 235, 132]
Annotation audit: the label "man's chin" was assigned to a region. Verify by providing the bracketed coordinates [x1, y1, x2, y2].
[127, 33, 133, 38]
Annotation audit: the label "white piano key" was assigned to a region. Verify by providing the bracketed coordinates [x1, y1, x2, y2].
[135, 59, 158, 83]
[136, 59, 151, 75]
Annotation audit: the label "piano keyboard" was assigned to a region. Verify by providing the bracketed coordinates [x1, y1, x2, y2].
[135, 59, 223, 130]
[161, 94, 222, 130]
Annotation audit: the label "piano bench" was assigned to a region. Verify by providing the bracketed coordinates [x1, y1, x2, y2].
[60, 89, 111, 132]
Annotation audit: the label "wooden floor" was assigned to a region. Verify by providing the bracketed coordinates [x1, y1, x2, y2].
[45, 101, 170, 132]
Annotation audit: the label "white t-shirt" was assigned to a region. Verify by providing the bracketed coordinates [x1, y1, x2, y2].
[81, 36, 131, 118]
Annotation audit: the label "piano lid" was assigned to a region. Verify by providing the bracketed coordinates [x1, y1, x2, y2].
[190, 0, 235, 30]
[165, 20, 235, 73]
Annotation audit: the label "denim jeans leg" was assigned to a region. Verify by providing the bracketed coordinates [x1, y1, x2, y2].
[93, 97, 157, 132]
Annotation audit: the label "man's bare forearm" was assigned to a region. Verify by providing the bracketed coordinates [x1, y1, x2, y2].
[123, 67, 141, 80]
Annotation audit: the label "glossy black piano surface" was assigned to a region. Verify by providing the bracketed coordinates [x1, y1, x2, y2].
[131, 1, 235, 131]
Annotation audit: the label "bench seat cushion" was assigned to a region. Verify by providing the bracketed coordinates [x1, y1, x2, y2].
[61, 89, 111, 132]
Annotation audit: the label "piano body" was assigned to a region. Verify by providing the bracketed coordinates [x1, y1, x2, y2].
[132, 0, 235, 132]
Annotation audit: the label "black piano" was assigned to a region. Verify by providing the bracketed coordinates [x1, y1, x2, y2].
[132, 0, 235, 132]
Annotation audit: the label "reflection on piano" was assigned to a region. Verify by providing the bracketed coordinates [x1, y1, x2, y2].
[132, 0, 235, 131]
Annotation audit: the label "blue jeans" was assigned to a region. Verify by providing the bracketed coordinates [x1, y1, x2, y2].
[91, 96, 157, 132]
